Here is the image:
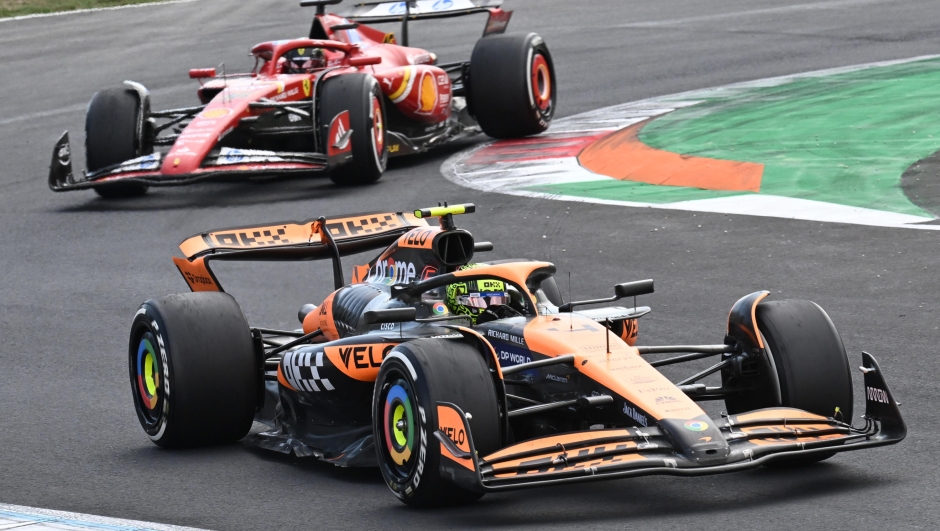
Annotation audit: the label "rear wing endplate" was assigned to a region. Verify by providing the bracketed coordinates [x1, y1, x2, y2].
[173, 211, 427, 292]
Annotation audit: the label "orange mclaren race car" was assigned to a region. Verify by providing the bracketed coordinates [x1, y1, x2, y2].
[128, 204, 905, 506]
[50, 0, 554, 198]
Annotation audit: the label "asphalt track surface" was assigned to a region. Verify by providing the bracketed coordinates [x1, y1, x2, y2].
[2, 0, 940, 529]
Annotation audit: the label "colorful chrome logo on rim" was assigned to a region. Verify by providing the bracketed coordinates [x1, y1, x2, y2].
[432, 302, 448, 315]
[684, 420, 709, 432]
[136, 335, 160, 411]
[383, 384, 415, 466]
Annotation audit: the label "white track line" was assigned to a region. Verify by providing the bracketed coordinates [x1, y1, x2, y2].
[0, 503, 208, 531]
[0, 0, 198, 23]
[0, 83, 194, 127]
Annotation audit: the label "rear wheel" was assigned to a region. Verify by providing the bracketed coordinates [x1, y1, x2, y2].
[128, 292, 258, 448]
[469, 33, 556, 138]
[320, 74, 387, 185]
[374, 339, 501, 507]
[85, 87, 149, 198]
[724, 299, 853, 465]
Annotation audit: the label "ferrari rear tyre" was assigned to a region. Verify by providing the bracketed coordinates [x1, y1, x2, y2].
[725, 299, 853, 465]
[373, 339, 501, 507]
[469, 33, 556, 138]
[85, 87, 149, 198]
[320, 74, 387, 185]
[128, 292, 258, 448]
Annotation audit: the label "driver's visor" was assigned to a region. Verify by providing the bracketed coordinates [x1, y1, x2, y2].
[457, 292, 510, 309]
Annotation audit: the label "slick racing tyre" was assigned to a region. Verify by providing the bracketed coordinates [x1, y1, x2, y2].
[723, 299, 853, 465]
[373, 339, 501, 507]
[128, 292, 258, 448]
[85, 87, 149, 198]
[469, 32, 556, 138]
[320, 74, 387, 185]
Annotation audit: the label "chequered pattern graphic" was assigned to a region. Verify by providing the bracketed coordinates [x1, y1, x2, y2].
[327, 214, 401, 237]
[212, 228, 290, 247]
[281, 350, 334, 392]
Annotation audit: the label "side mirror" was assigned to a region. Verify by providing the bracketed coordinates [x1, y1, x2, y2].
[363, 307, 417, 325]
[189, 68, 216, 79]
[559, 278, 655, 312]
[349, 56, 382, 67]
[614, 279, 654, 299]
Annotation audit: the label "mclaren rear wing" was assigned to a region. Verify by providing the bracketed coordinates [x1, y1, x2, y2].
[173, 211, 427, 292]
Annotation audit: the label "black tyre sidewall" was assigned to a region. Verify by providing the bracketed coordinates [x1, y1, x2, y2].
[373, 339, 500, 507]
[469, 33, 556, 138]
[320, 74, 387, 185]
[86, 87, 149, 198]
[756, 299, 854, 422]
[373, 353, 436, 504]
[129, 309, 174, 442]
[128, 292, 257, 448]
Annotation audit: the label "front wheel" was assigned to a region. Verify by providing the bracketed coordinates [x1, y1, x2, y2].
[85, 87, 149, 198]
[469, 32, 556, 138]
[320, 74, 387, 185]
[373, 339, 501, 507]
[723, 299, 853, 465]
[128, 292, 258, 448]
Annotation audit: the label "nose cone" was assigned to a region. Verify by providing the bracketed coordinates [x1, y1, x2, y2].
[658, 416, 730, 465]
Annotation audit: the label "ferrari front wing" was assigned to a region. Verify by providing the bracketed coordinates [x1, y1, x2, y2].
[436, 352, 906, 493]
[48, 131, 329, 192]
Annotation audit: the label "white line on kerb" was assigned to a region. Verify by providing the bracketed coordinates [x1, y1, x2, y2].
[0, 502, 208, 531]
[0, 0, 198, 23]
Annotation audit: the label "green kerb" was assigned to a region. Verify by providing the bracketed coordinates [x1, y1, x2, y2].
[638, 59, 940, 217]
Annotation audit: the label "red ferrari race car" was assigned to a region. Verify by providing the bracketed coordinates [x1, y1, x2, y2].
[49, 0, 555, 198]
[128, 203, 905, 506]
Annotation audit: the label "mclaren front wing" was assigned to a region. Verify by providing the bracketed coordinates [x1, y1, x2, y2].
[436, 352, 906, 493]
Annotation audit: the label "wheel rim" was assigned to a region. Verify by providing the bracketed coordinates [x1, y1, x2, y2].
[134, 331, 163, 426]
[381, 376, 417, 479]
[530, 53, 552, 111]
[371, 93, 385, 166]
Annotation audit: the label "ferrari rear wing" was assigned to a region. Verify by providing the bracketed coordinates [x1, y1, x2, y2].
[436, 352, 906, 493]
[173, 211, 428, 292]
[310, 0, 512, 44]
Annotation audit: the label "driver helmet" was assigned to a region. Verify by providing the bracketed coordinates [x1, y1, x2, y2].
[285, 47, 326, 73]
[445, 264, 512, 324]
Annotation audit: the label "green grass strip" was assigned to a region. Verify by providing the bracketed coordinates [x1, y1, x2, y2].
[1, 0, 163, 18]
[639, 59, 940, 217]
